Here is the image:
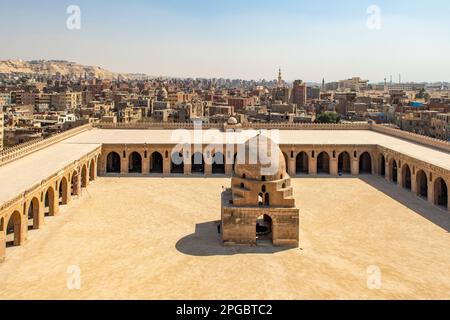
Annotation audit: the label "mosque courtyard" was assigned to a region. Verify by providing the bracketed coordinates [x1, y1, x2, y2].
[0, 176, 449, 300]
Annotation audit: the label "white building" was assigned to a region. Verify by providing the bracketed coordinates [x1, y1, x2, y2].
[57, 113, 77, 124]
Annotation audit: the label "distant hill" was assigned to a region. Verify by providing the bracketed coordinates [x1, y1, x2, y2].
[0, 59, 149, 80]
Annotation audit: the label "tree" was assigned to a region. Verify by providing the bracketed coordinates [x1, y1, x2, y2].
[316, 112, 341, 124]
[416, 88, 430, 100]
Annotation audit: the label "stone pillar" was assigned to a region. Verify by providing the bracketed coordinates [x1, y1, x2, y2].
[288, 158, 295, 176]
[76, 174, 82, 196]
[184, 162, 191, 176]
[184, 150, 191, 176]
[225, 164, 233, 176]
[330, 157, 338, 176]
[121, 155, 128, 175]
[308, 152, 317, 175]
[98, 156, 106, 175]
[163, 156, 171, 176]
[411, 172, 417, 194]
[447, 180, 450, 211]
[428, 179, 435, 205]
[20, 215, 27, 244]
[142, 154, 149, 174]
[66, 188, 72, 204]
[53, 190, 60, 216]
[205, 163, 212, 176]
[351, 159, 359, 175]
[0, 231, 5, 263]
[93, 158, 98, 180]
[397, 168, 403, 188]
[36, 203, 45, 229]
[66, 177, 73, 204]
[385, 160, 390, 182]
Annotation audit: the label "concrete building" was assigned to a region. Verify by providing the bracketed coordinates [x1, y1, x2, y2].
[51, 92, 82, 111]
[270, 103, 296, 114]
[306, 86, 320, 100]
[227, 97, 253, 111]
[291, 80, 307, 107]
[339, 77, 369, 91]
[208, 105, 234, 117]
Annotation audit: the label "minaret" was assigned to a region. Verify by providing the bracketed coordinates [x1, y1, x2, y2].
[277, 67, 283, 87]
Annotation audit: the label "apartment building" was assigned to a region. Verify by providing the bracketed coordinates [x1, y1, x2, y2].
[51, 92, 82, 111]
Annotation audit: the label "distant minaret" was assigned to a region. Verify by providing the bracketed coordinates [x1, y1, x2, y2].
[322, 78, 325, 90]
[277, 67, 283, 87]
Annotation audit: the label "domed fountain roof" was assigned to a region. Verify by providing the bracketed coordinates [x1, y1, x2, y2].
[227, 116, 238, 125]
[234, 134, 286, 181]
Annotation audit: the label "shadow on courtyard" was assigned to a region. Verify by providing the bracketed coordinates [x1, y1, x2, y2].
[175, 221, 295, 256]
[359, 175, 450, 233]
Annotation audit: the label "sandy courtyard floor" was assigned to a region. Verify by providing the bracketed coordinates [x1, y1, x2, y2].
[1, 176, 450, 300]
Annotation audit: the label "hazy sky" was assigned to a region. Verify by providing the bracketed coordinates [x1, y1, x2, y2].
[1, 0, 449, 82]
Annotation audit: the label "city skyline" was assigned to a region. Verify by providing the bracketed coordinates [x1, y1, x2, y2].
[1, 0, 450, 82]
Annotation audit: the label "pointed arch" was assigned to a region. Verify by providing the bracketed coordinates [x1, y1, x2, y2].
[338, 151, 351, 174]
[59, 177, 69, 205]
[89, 158, 96, 181]
[389, 159, 398, 183]
[171, 152, 184, 174]
[150, 152, 163, 173]
[256, 214, 273, 245]
[416, 170, 428, 199]
[191, 152, 205, 174]
[212, 152, 225, 174]
[81, 164, 88, 188]
[71, 171, 79, 196]
[359, 152, 372, 174]
[44, 186, 55, 216]
[434, 178, 448, 209]
[6, 211, 23, 247]
[317, 152, 330, 174]
[106, 152, 121, 173]
[27, 197, 40, 230]
[379, 154, 386, 177]
[296, 152, 309, 174]
[401, 164, 412, 190]
[128, 152, 142, 173]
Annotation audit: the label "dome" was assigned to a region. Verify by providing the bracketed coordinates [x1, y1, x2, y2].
[234, 135, 286, 181]
[227, 116, 238, 125]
